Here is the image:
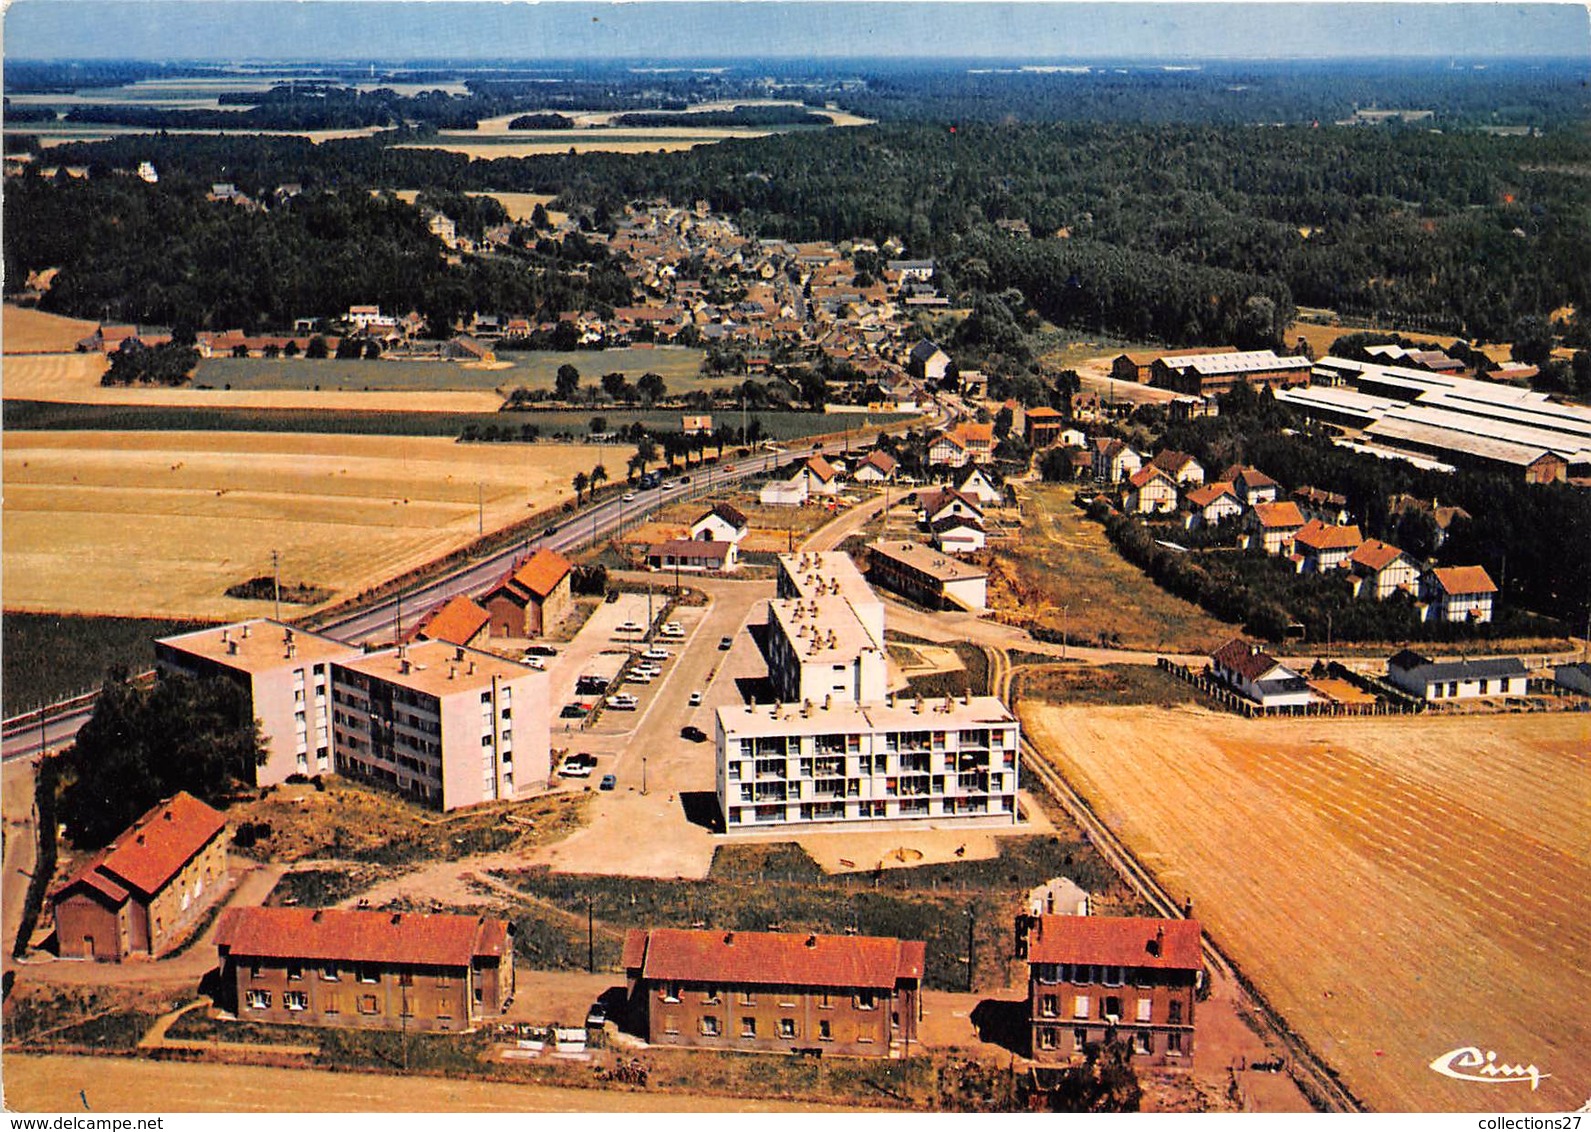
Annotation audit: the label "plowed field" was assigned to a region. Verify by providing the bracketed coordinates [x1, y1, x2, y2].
[1019, 701, 1589, 1112]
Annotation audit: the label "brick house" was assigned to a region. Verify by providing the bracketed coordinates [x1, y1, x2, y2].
[482, 548, 573, 638]
[412, 594, 492, 649]
[1023, 406, 1067, 448]
[1017, 914, 1202, 1064]
[50, 793, 228, 962]
[214, 906, 513, 1032]
[622, 928, 924, 1057]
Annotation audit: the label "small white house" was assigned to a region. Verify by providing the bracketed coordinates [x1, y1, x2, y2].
[1209, 638, 1314, 708]
[1123, 466, 1179, 515]
[1386, 650, 1527, 701]
[690, 502, 749, 546]
[759, 477, 809, 507]
[852, 450, 898, 484]
[956, 468, 1003, 507]
[1422, 566, 1497, 624]
[932, 514, 986, 554]
[1182, 482, 1243, 530]
[1553, 662, 1591, 695]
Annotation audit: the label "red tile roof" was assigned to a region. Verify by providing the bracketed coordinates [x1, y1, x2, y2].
[55, 792, 226, 904]
[860, 450, 898, 473]
[1026, 915, 1202, 970]
[415, 594, 490, 647]
[803, 454, 838, 482]
[512, 548, 572, 598]
[1223, 465, 1279, 490]
[1349, 539, 1408, 572]
[1251, 501, 1305, 529]
[1149, 450, 1200, 475]
[1430, 565, 1497, 595]
[1294, 519, 1364, 552]
[1025, 406, 1063, 420]
[1211, 638, 1286, 683]
[1127, 466, 1175, 490]
[698, 502, 748, 530]
[629, 928, 924, 989]
[215, 907, 509, 967]
[1185, 482, 1238, 508]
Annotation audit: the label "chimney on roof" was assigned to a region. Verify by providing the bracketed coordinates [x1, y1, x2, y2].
[802, 699, 812, 718]
[136, 834, 146, 845]
[806, 934, 817, 948]
[241, 623, 251, 639]
[823, 694, 832, 711]
[723, 931, 734, 945]
[455, 647, 465, 662]
[448, 665, 457, 680]
[312, 909, 324, 922]
[391, 913, 402, 925]
[228, 639, 239, 656]
[222, 628, 230, 643]
[284, 628, 294, 644]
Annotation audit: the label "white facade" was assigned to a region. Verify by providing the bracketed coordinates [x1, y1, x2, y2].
[760, 478, 809, 507]
[716, 696, 1020, 830]
[331, 641, 550, 811]
[1386, 654, 1527, 701]
[957, 469, 1003, 506]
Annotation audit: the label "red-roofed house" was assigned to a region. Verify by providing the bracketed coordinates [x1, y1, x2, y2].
[646, 539, 736, 573]
[1122, 466, 1179, 515]
[51, 793, 228, 962]
[1246, 501, 1306, 556]
[413, 594, 491, 649]
[690, 502, 749, 548]
[1017, 914, 1202, 1063]
[1422, 566, 1498, 623]
[1222, 466, 1281, 506]
[930, 423, 994, 468]
[482, 548, 573, 638]
[1181, 482, 1243, 530]
[852, 450, 898, 484]
[1348, 540, 1420, 600]
[1023, 406, 1067, 449]
[622, 928, 923, 1056]
[1209, 639, 1313, 708]
[796, 454, 843, 496]
[1148, 450, 1205, 487]
[1291, 520, 1363, 573]
[214, 906, 512, 1032]
[1091, 438, 1142, 484]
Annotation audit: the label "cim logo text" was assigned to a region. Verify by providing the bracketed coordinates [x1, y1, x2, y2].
[1430, 1047, 1550, 1091]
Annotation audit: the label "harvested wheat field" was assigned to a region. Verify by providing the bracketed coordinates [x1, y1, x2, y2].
[2, 304, 100, 354]
[1, 352, 502, 412]
[1019, 701, 1590, 1112]
[3, 431, 606, 619]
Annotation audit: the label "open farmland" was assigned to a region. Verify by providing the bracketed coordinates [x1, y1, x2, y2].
[2, 431, 607, 620]
[2, 304, 101, 354]
[1018, 700, 1591, 1112]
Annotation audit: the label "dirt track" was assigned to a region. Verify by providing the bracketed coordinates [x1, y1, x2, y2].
[2, 1054, 864, 1112]
[1019, 701, 1590, 1112]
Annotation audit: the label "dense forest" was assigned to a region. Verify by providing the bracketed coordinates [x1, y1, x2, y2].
[1, 173, 632, 331]
[11, 59, 1591, 343]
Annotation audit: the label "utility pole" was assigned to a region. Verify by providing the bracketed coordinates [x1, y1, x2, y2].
[587, 895, 595, 973]
[642, 755, 648, 796]
[271, 549, 281, 622]
[1061, 604, 1069, 661]
[965, 905, 976, 993]
[478, 482, 484, 537]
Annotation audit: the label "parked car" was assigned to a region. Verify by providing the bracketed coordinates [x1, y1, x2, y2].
[585, 1002, 608, 1028]
[688, 691, 703, 707]
[718, 636, 733, 650]
[558, 757, 593, 778]
[660, 621, 684, 637]
[575, 675, 611, 695]
[606, 693, 638, 710]
[681, 725, 707, 743]
[599, 774, 617, 791]
[605, 590, 621, 603]
[641, 647, 671, 661]
[624, 670, 654, 685]
[559, 703, 587, 720]
[616, 621, 643, 634]
[525, 644, 559, 657]
[524, 656, 546, 671]
[679, 476, 692, 485]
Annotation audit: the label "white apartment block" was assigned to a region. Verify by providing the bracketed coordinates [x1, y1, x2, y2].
[715, 694, 1020, 830]
[767, 552, 889, 706]
[156, 620, 361, 786]
[331, 640, 550, 812]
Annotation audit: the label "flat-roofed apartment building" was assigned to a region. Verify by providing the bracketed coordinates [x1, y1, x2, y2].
[767, 552, 887, 706]
[215, 906, 513, 1032]
[716, 694, 1019, 831]
[51, 792, 228, 962]
[622, 927, 924, 1057]
[1017, 914, 1202, 1064]
[332, 640, 549, 811]
[866, 538, 988, 611]
[156, 620, 361, 785]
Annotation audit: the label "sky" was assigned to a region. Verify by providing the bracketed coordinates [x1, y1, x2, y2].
[3, 1, 1587, 62]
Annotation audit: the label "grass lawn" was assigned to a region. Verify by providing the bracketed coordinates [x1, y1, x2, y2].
[195, 348, 710, 393]
[1015, 662, 1205, 708]
[992, 483, 1237, 653]
[1, 612, 212, 715]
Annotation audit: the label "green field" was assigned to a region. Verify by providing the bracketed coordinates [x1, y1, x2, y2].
[195, 348, 710, 393]
[1, 613, 213, 715]
[4, 400, 912, 442]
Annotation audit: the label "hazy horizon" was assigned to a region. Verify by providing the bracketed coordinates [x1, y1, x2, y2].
[5, 2, 1588, 63]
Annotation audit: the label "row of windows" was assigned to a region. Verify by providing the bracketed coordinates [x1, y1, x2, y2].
[659, 985, 877, 1010]
[1036, 1027, 1184, 1055]
[726, 794, 1014, 824]
[1039, 994, 1183, 1025]
[245, 989, 455, 1019]
[733, 773, 1007, 798]
[735, 731, 1014, 760]
[1034, 964, 1160, 988]
[677, 1015, 843, 1041]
